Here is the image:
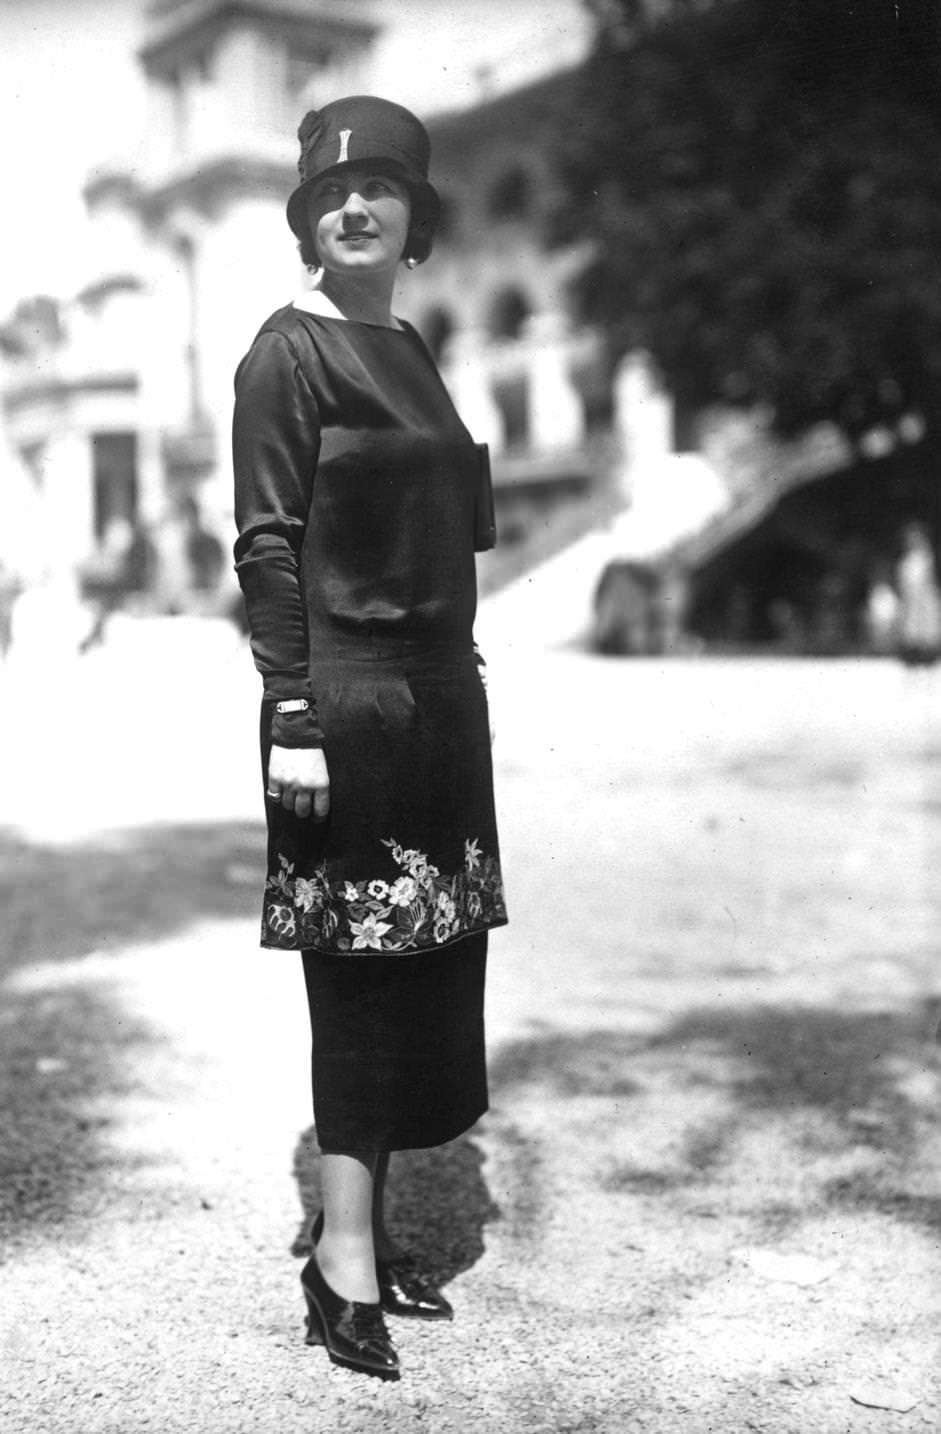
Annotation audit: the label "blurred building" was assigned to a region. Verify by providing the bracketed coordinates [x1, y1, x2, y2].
[1, 0, 707, 615]
[2, 0, 935, 656]
[0, 0, 378, 598]
[409, 72, 614, 548]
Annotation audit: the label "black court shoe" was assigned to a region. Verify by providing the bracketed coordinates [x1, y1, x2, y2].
[300, 1253, 399, 1380]
[376, 1251, 454, 1321]
[311, 1212, 453, 1321]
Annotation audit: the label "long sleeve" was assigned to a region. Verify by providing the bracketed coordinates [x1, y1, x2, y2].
[233, 327, 324, 747]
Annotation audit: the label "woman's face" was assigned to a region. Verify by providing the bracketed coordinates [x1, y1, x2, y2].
[306, 167, 411, 278]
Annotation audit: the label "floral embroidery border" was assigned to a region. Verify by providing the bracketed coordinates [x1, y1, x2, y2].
[263, 836, 507, 952]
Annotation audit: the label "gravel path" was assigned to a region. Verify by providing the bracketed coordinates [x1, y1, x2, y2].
[1, 617, 940, 1433]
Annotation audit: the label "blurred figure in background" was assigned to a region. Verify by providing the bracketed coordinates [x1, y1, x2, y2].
[152, 494, 225, 615]
[79, 515, 156, 652]
[591, 559, 655, 655]
[7, 566, 94, 671]
[0, 560, 21, 660]
[768, 597, 804, 654]
[181, 495, 225, 600]
[896, 522, 941, 667]
[863, 560, 900, 656]
[651, 561, 690, 655]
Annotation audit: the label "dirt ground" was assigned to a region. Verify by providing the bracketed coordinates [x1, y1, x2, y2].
[1, 618, 939, 1434]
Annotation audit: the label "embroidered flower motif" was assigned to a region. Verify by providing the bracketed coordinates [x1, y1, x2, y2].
[267, 853, 295, 897]
[267, 903, 296, 939]
[435, 891, 456, 925]
[389, 875, 418, 907]
[416, 862, 440, 890]
[294, 877, 322, 913]
[262, 836, 506, 953]
[349, 913, 394, 951]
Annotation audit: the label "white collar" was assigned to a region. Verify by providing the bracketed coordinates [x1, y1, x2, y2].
[292, 289, 347, 319]
[291, 287, 405, 331]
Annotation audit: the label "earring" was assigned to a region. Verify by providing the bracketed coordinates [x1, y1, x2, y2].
[405, 257, 418, 270]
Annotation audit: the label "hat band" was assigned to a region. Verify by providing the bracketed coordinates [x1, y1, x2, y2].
[301, 130, 428, 184]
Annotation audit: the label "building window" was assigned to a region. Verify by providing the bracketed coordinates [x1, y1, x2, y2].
[92, 433, 138, 543]
[487, 166, 531, 220]
[419, 306, 456, 365]
[488, 287, 531, 342]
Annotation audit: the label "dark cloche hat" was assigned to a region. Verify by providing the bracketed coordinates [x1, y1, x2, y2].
[286, 95, 441, 240]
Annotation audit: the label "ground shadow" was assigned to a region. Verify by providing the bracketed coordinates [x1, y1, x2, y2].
[271, 988, 941, 1353]
[0, 981, 159, 1234]
[290, 1125, 500, 1287]
[488, 1027, 643, 1100]
[285, 1029, 642, 1282]
[483, 1002, 941, 1237]
[0, 820, 265, 975]
[0, 821, 266, 1243]
[642, 999, 938, 1148]
[638, 1000, 939, 1232]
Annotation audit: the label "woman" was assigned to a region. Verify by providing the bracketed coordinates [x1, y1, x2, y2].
[232, 96, 507, 1381]
[896, 521, 941, 666]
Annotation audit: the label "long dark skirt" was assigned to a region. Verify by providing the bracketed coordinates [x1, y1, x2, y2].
[301, 931, 488, 1151]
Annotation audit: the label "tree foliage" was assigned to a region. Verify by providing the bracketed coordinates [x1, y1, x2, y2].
[558, 0, 941, 443]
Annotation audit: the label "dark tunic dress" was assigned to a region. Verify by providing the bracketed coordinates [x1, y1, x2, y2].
[233, 303, 507, 955]
[232, 302, 507, 1148]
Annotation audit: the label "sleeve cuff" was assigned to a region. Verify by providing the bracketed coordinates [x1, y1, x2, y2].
[269, 705, 324, 748]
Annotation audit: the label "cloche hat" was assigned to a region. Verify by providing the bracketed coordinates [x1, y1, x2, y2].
[286, 95, 441, 241]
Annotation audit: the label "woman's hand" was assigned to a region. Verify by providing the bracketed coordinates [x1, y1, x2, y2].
[267, 745, 330, 820]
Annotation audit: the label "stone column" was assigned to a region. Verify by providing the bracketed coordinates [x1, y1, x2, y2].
[524, 312, 584, 452]
[136, 426, 166, 530]
[443, 327, 505, 451]
[613, 351, 674, 501]
[42, 431, 95, 570]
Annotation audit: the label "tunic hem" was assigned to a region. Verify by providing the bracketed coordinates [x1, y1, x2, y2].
[260, 913, 507, 955]
[261, 833, 507, 953]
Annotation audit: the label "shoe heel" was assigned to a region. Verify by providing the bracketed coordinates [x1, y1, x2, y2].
[300, 1256, 399, 1379]
[303, 1290, 325, 1346]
